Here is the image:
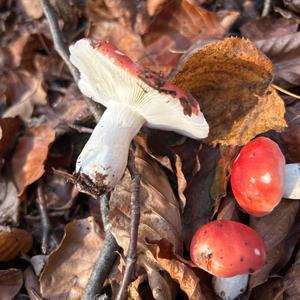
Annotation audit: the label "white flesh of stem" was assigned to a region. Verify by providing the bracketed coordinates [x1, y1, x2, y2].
[76, 103, 145, 190]
[283, 163, 300, 199]
[212, 274, 249, 300]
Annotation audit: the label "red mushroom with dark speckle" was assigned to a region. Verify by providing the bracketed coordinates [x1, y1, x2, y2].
[190, 220, 266, 278]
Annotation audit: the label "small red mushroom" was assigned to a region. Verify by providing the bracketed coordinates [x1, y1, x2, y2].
[190, 220, 266, 278]
[231, 137, 285, 217]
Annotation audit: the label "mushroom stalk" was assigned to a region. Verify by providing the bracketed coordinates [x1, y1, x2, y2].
[212, 274, 249, 300]
[283, 163, 300, 199]
[76, 103, 145, 190]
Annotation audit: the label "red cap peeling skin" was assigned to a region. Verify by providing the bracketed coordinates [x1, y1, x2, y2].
[231, 137, 285, 216]
[88, 39, 200, 116]
[190, 220, 266, 278]
[89, 40, 141, 76]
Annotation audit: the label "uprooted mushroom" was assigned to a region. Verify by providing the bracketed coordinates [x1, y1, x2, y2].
[69, 38, 209, 195]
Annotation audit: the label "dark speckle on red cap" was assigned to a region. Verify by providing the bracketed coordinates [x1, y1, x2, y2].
[85, 39, 201, 117]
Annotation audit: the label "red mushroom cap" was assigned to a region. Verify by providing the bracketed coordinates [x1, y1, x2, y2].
[190, 220, 266, 278]
[231, 137, 285, 216]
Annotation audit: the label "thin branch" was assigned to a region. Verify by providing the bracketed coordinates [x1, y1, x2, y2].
[262, 0, 272, 16]
[39, 0, 102, 121]
[82, 193, 119, 300]
[116, 148, 141, 300]
[40, 0, 79, 81]
[36, 182, 59, 254]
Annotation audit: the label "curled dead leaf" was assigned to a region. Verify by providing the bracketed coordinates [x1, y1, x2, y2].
[0, 269, 23, 300]
[12, 124, 55, 196]
[0, 226, 32, 261]
[40, 217, 103, 300]
[249, 200, 300, 290]
[142, 0, 225, 74]
[109, 147, 182, 255]
[147, 239, 212, 300]
[172, 37, 286, 145]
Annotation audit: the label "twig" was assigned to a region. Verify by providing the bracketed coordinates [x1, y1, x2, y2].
[82, 193, 119, 300]
[36, 182, 59, 254]
[116, 148, 141, 300]
[272, 84, 300, 100]
[262, 0, 272, 16]
[39, 0, 102, 121]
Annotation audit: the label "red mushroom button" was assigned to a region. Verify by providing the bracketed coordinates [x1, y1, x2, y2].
[190, 220, 266, 278]
[231, 137, 285, 217]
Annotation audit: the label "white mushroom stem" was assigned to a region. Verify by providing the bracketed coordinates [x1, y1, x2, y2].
[212, 274, 249, 300]
[283, 163, 300, 199]
[76, 103, 145, 190]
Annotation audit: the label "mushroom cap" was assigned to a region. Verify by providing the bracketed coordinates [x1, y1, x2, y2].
[231, 137, 285, 216]
[190, 220, 266, 278]
[69, 39, 209, 139]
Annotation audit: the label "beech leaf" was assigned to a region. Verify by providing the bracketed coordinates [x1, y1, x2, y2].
[172, 37, 286, 145]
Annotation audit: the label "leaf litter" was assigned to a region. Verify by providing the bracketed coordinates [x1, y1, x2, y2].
[0, 1, 300, 299]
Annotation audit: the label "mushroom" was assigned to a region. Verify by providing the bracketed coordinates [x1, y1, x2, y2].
[212, 274, 249, 300]
[190, 220, 266, 299]
[283, 163, 300, 199]
[69, 39, 209, 193]
[230, 137, 285, 216]
[190, 220, 266, 277]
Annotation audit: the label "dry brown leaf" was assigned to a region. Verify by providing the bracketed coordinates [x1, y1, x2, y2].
[40, 217, 103, 300]
[3, 71, 47, 121]
[240, 17, 298, 40]
[109, 147, 182, 255]
[282, 123, 300, 162]
[0, 117, 22, 163]
[173, 37, 286, 145]
[142, 0, 225, 74]
[182, 145, 217, 245]
[284, 247, 300, 299]
[19, 0, 43, 19]
[0, 269, 23, 300]
[283, 0, 300, 14]
[249, 200, 300, 290]
[24, 267, 43, 300]
[254, 31, 300, 87]
[0, 226, 32, 261]
[251, 277, 284, 300]
[0, 178, 20, 225]
[11, 124, 55, 195]
[109, 147, 182, 299]
[148, 239, 211, 300]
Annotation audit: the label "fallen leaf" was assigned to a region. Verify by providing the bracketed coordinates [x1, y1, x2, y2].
[0, 226, 32, 261]
[182, 145, 219, 246]
[249, 200, 300, 289]
[254, 31, 300, 87]
[283, 0, 300, 14]
[40, 217, 103, 300]
[282, 124, 300, 162]
[284, 247, 300, 299]
[0, 269, 23, 300]
[24, 267, 43, 300]
[110, 146, 182, 254]
[19, 0, 43, 19]
[148, 239, 212, 300]
[11, 124, 55, 195]
[172, 37, 286, 145]
[142, 0, 225, 74]
[3, 70, 47, 121]
[109, 147, 182, 299]
[250, 277, 284, 300]
[0, 117, 22, 163]
[0, 178, 20, 225]
[240, 16, 298, 40]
